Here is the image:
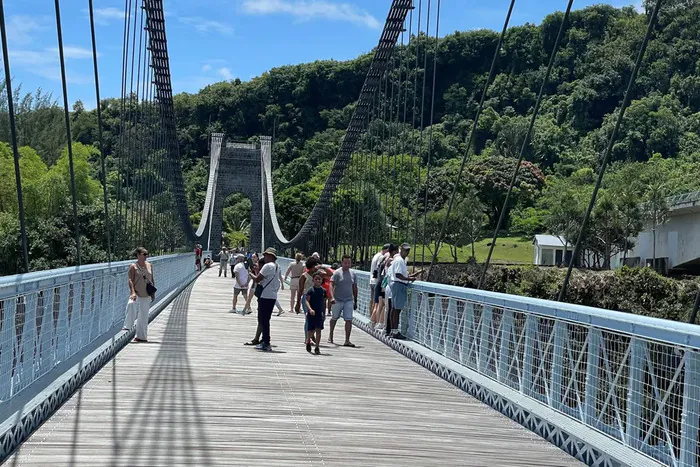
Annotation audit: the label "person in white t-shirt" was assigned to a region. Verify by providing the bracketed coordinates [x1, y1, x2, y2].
[386, 243, 421, 340]
[369, 244, 389, 327]
[249, 248, 280, 351]
[232, 255, 249, 313]
[229, 249, 237, 276]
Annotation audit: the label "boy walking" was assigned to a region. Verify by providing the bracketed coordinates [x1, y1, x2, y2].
[305, 273, 328, 355]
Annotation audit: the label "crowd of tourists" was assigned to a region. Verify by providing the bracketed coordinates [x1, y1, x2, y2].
[121, 241, 421, 350]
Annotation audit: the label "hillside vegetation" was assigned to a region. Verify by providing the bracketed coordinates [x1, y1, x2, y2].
[174, 2, 700, 267]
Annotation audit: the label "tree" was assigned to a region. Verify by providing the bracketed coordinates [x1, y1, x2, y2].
[643, 182, 669, 270]
[468, 155, 545, 227]
[452, 196, 487, 260]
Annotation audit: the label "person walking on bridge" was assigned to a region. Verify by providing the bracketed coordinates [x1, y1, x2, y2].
[232, 255, 249, 313]
[123, 247, 155, 343]
[218, 247, 230, 277]
[328, 255, 358, 347]
[251, 248, 280, 351]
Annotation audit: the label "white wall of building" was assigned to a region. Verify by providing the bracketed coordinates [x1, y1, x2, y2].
[615, 207, 700, 270]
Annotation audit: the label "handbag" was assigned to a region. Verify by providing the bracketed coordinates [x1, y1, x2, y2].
[137, 264, 157, 295]
[254, 264, 278, 298]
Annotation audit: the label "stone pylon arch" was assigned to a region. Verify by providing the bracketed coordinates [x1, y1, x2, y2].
[203, 136, 263, 257]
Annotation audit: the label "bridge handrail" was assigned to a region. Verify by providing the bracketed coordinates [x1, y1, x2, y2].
[278, 257, 700, 466]
[0, 253, 203, 406]
[399, 275, 697, 466]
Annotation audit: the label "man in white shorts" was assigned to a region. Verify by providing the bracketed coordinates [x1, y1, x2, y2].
[328, 255, 357, 347]
[232, 255, 249, 313]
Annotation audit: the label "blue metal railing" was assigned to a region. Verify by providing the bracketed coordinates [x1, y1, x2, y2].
[0, 253, 201, 404]
[278, 257, 700, 467]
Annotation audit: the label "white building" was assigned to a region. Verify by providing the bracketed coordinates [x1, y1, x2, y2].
[618, 192, 700, 274]
[533, 235, 572, 266]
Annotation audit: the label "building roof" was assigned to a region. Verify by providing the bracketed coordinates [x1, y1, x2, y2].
[533, 234, 570, 248]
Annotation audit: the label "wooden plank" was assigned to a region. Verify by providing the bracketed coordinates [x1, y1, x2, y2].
[7, 267, 582, 466]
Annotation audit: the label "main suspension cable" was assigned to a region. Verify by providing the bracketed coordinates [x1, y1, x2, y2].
[425, 0, 516, 281]
[558, 0, 662, 301]
[0, 0, 30, 272]
[88, 0, 112, 263]
[54, 0, 82, 265]
[478, 0, 574, 289]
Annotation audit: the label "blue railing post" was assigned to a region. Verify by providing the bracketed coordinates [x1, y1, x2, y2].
[522, 314, 537, 396]
[38, 292, 54, 375]
[550, 320, 566, 411]
[445, 298, 457, 359]
[0, 298, 16, 400]
[20, 293, 38, 390]
[626, 338, 644, 450]
[55, 284, 69, 364]
[478, 305, 493, 375]
[407, 290, 419, 339]
[585, 329, 602, 426]
[461, 301, 475, 367]
[680, 350, 700, 467]
[430, 297, 440, 350]
[498, 310, 514, 385]
[399, 289, 413, 338]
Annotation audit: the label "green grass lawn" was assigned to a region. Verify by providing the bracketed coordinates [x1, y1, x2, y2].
[359, 236, 533, 264]
[419, 236, 533, 264]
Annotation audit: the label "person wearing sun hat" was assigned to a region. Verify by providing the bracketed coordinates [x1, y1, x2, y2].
[249, 247, 280, 351]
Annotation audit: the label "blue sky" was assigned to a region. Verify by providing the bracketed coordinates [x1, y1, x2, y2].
[1, 0, 641, 109]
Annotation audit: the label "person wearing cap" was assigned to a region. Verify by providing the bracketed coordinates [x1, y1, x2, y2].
[232, 255, 249, 313]
[218, 247, 230, 277]
[328, 255, 358, 347]
[249, 247, 280, 351]
[386, 243, 421, 340]
[369, 244, 390, 328]
[311, 252, 320, 260]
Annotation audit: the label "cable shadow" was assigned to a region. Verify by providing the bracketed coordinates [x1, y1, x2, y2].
[112, 282, 213, 466]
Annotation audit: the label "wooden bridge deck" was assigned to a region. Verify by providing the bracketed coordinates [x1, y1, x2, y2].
[6, 267, 581, 466]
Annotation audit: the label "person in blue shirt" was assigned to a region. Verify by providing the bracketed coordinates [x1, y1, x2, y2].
[304, 272, 328, 355]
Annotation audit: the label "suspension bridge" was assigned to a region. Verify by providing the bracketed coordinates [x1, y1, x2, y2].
[0, 0, 699, 466]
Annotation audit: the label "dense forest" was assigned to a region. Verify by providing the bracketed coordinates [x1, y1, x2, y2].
[3, 2, 700, 282]
[173, 2, 700, 268]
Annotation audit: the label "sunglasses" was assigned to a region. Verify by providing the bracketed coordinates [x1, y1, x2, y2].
[141, 253, 149, 257]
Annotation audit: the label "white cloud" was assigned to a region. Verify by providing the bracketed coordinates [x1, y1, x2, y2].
[8, 49, 92, 84]
[90, 7, 127, 25]
[178, 17, 234, 36]
[48, 46, 96, 60]
[5, 15, 43, 45]
[218, 67, 234, 80]
[202, 64, 212, 72]
[241, 0, 381, 29]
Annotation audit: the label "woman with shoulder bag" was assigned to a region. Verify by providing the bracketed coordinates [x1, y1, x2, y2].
[123, 247, 157, 342]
